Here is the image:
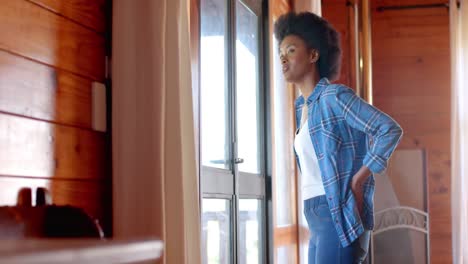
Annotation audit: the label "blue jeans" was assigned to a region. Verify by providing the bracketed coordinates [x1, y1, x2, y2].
[304, 195, 370, 264]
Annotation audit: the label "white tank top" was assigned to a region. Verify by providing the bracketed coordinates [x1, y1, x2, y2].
[294, 119, 326, 201]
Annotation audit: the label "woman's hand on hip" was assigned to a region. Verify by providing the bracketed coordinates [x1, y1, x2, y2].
[351, 166, 372, 215]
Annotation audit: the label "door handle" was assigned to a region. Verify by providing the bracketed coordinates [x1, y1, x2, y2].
[234, 158, 244, 164]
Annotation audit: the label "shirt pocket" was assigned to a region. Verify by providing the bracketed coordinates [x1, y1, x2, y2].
[320, 119, 342, 155]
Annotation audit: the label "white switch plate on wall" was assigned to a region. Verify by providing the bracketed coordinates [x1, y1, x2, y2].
[92, 82, 107, 132]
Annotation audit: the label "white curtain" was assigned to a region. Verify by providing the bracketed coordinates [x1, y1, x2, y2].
[450, 0, 468, 263]
[292, 3, 321, 264]
[112, 0, 201, 263]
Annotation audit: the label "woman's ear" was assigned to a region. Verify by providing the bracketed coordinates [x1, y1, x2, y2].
[309, 50, 319, 63]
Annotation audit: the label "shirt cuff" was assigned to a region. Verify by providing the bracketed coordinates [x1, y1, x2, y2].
[363, 153, 387, 174]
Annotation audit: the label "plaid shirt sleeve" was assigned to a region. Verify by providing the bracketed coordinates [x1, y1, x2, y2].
[334, 85, 403, 174]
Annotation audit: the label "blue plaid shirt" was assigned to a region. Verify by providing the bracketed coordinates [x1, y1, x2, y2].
[295, 78, 403, 247]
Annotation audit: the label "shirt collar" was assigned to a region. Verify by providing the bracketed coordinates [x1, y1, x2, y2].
[295, 77, 330, 108]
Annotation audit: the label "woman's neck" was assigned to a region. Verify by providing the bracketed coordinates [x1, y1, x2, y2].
[296, 69, 321, 100]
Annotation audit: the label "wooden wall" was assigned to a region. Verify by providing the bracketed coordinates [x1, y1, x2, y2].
[322, 0, 353, 87]
[323, 0, 451, 263]
[0, 0, 111, 235]
[372, 1, 451, 263]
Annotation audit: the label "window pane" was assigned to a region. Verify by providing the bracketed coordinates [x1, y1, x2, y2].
[238, 199, 262, 264]
[201, 0, 230, 170]
[202, 199, 232, 264]
[276, 245, 296, 264]
[235, 0, 261, 174]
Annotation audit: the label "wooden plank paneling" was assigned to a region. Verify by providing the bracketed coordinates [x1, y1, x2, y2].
[0, 0, 111, 238]
[426, 148, 451, 263]
[271, 0, 292, 19]
[371, 1, 451, 263]
[373, 96, 450, 115]
[322, 0, 352, 87]
[0, 0, 105, 81]
[373, 38, 449, 58]
[399, 131, 450, 152]
[28, 0, 107, 33]
[0, 113, 108, 180]
[389, 113, 450, 136]
[0, 50, 92, 128]
[374, 0, 448, 8]
[0, 176, 110, 228]
[373, 56, 450, 97]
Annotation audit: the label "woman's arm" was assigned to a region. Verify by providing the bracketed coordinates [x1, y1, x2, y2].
[334, 85, 403, 175]
[333, 85, 403, 215]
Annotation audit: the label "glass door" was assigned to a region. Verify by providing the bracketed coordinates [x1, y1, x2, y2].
[200, 0, 266, 263]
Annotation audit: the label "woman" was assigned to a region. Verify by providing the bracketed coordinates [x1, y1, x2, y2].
[274, 12, 403, 264]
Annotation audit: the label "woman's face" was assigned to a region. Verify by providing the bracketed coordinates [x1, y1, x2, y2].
[279, 35, 316, 83]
